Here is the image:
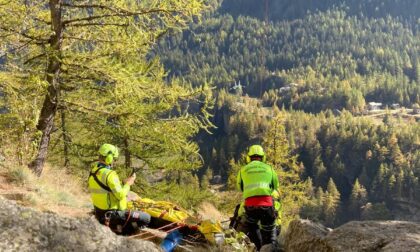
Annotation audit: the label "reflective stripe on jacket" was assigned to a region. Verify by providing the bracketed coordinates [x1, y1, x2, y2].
[88, 162, 130, 210]
[236, 161, 279, 199]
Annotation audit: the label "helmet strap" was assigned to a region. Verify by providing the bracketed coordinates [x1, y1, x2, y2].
[250, 155, 263, 161]
[105, 153, 114, 165]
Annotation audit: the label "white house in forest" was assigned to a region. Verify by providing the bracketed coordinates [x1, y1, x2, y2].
[368, 102, 382, 111]
[391, 103, 400, 109]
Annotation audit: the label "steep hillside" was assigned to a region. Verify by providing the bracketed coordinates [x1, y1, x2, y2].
[0, 164, 91, 218]
[158, 10, 419, 110]
[155, 0, 420, 227]
[220, 0, 420, 21]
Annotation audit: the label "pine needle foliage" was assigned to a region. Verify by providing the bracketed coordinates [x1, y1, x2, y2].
[0, 0, 212, 175]
[263, 111, 309, 229]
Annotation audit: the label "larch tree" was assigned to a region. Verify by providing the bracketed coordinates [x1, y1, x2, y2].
[0, 0, 209, 176]
[263, 112, 309, 228]
[349, 178, 367, 218]
[324, 178, 341, 227]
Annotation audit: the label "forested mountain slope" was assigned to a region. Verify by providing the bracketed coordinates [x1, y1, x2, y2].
[158, 9, 419, 112]
[220, 0, 420, 21]
[157, 0, 420, 226]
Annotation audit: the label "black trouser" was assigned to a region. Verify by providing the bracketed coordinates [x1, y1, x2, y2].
[238, 206, 277, 251]
[95, 207, 151, 235]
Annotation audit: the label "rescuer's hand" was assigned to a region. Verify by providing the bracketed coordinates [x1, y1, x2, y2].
[124, 173, 136, 186]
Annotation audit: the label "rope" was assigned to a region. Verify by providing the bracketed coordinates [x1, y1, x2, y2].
[158, 223, 185, 234]
[128, 221, 179, 239]
[136, 231, 162, 241]
[186, 234, 203, 242]
[177, 244, 193, 252]
[138, 224, 185, 241]
[181, 237, 202, 245]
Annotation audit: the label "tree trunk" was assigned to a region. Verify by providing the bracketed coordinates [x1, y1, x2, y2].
[61, 109, 70, 168]
[124, 138, 131, 168]
[29, 0, 63, 176]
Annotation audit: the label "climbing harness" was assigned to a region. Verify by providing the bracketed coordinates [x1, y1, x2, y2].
[104, 211, 112, 227]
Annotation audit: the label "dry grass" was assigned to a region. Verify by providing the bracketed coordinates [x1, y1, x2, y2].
[197, 201, 226, 221]
[0, 161, 91, 218]
[35, 164, 91, 216]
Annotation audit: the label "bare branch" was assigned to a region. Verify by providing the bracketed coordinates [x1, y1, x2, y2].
[64, 100, 130, 118]
[34, 17, 51, 25]
[24, 53, 46, 64]
[63, 7, 175, 26]
[67, 22, 128, 27]
[62, 3, 122, 13]
[0, 26, 49, 43]
[58, 103, 89, 116]
[63, 14, 126, 25]
[63, 35, 121, 43]
[62, 3, 174, 17]
[0, 40, 33, 59]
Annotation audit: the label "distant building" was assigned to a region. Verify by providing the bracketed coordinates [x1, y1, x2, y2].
[333, 109, 342, 116]
[230, 80, 242, 91]
[368, 102, 382, 111]
[229, 81, 243, 95]
[391, 103, 400, 109]
[279, 83, 298, 93]
[212, 175, 222, 184]
[279, 86, 291, 93]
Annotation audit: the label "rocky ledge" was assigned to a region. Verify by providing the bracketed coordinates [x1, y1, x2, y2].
[0, 196, 160, 252]
[284, 219, 420, 252]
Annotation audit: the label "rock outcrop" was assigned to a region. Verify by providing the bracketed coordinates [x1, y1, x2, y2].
[283, 219, 332, 252]
[0, 196, 160, 252]
[284, 219, 420, 252]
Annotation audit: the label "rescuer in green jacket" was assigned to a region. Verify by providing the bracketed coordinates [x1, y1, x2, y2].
[237, 145, 279, 251]
[88, 143, 150, 234]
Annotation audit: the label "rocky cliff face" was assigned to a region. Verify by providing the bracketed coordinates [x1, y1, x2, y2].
[284, 219, 420, 252]
[3, 193, 420, 252]
[0, 196, 160, 252]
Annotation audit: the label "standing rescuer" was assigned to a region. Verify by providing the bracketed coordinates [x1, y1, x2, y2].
[237, 145, 279, 251]
[88, 143, 151, 234]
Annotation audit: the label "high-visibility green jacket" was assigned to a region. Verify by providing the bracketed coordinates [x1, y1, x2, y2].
[88, 162, 130, 210]
[236, 161, 279, 199]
